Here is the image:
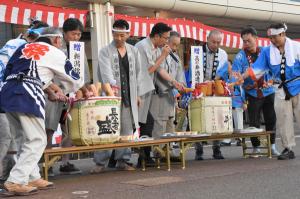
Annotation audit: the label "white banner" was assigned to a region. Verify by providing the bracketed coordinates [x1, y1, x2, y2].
[191, 46, 203, 88]
[69, 41, 85, 86]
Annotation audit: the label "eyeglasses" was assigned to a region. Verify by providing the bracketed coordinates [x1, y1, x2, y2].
[160, 35, 170, 40]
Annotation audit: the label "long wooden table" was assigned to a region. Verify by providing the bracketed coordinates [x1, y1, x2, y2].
[173, 131, 272, 169]
[43, 138, 181, 180]
[43, 131, 271, 180]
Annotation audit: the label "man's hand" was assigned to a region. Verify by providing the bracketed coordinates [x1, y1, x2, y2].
[53, 86, 68, 102]
[232, 72, 244, 85]
[148, 45, 171, 74]
[56, 92, 68, 103]
[45, 83, 68, 102]
[172, 80, 185, 92]
[46, 89, 59, 102]
[161, 45, 171, 57]
[227, 82, 235, 93]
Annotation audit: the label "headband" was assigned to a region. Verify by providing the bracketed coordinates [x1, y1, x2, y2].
[112, 28, 130, 33]
[26, 27, 45, 35]
[267, 24, 288, 36]
[39, 33, 63, 38]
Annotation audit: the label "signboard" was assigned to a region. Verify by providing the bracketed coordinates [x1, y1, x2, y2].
[69, 41, 85, 86]
[191, 46, 204, 88]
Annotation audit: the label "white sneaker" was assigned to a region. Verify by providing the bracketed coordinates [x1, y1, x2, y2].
[271, 145, 280, 156]
[251, 147, 261, 158]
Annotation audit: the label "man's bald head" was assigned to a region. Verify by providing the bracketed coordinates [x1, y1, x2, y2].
[207, 29, 222, 53]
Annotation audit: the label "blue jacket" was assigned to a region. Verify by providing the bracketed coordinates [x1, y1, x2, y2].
[250, 40, 300, 97]
[232, 49, 275, 98]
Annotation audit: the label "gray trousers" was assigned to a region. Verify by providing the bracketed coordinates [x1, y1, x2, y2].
[0, 114, 12, 162]
[45, 99, 64, 131]
[0, 113, 11, 177]
[275, 92, 300, 149]
[152, 117, 175, 138]
[0, 113, 22, 178]
[93, 104, 133, 166]
[45, 99, 72, 164]
[6, 112, 46, 185]
[150, 94, 175, 138]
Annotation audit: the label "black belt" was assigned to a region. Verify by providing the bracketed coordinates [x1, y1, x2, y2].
[278, 76, 300, 89]
[278, 76, 300, 100]
[6, 73, 43, 88]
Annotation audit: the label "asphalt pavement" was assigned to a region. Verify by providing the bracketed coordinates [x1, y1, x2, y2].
[6, 132, 300, 199]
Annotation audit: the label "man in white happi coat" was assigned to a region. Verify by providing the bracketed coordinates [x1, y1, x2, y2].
[149, 31, 186, 138]
[91, 19, 154, 173]
[194, 30, 228, 161]
[0, 20, 49, 183]
[0, 27, 81, 196]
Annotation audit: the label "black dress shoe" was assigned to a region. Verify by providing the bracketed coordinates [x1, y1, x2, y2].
[278, 148, 295, 160]
[236, 139, 242, 146]
[195, 154, 204, 161]
[213, 152, 225, 160]
[212, 147, 225, 160]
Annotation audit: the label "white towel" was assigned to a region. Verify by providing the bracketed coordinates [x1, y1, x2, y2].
[270, 37, 300, 66]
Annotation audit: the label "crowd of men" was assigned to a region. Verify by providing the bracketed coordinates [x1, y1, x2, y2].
[0, 16, 299, 197]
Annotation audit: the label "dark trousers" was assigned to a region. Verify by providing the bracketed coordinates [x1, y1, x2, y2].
[139, 112, 154, 159]
[247, 93, 276, 147]
[195, 141, 221, 156]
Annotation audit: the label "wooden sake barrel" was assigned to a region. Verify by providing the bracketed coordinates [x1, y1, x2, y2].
[188, 97, 233, 134]
[68, 96, 121, 146]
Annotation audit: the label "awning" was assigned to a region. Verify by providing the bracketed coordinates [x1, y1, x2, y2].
[0, 0, 87, 27]
[1, 0, 297, 49]
[115, 14, 273, 49]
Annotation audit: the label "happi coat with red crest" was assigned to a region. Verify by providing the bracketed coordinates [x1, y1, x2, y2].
[0, 42, 82, 119]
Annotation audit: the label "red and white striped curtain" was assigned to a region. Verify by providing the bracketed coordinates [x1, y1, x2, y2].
[115, 14, 273, 49]
[1, 1, 298, 49]
[0, 0, 87, 27]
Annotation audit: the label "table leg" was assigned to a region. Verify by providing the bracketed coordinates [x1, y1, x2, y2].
[138, 147, 146, 171]
[165, 143, 171, 171]
[267, 134, 272, 158]
[142, 159, 146, 171]
[156, 158, 160, 169]
[180, 141, 186, 170]
[49, 156, 61, 168]
[242, 138, 247, 158]
[44, 154, 49, 181]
